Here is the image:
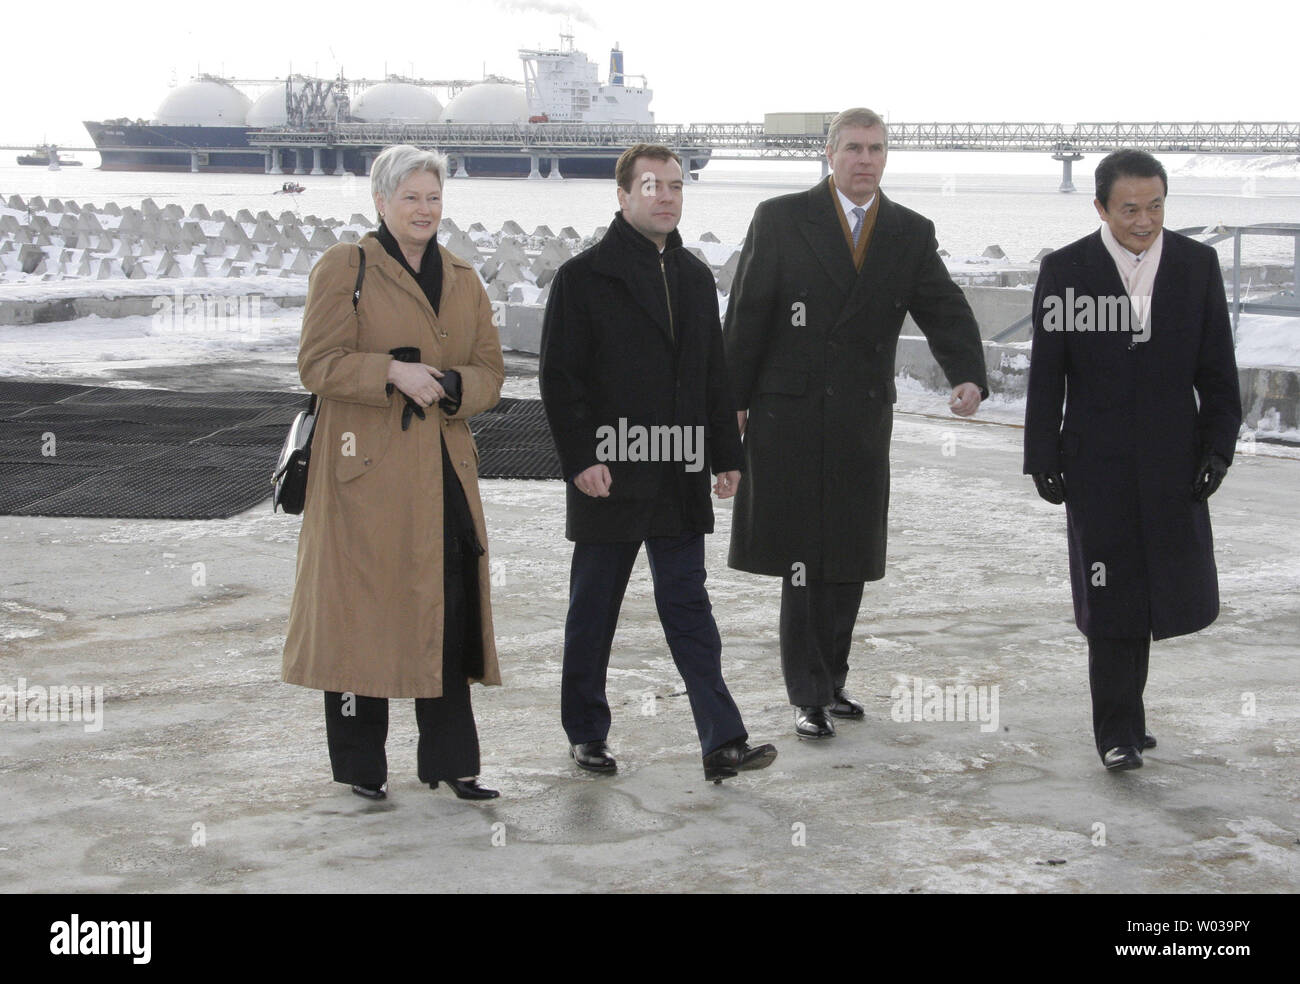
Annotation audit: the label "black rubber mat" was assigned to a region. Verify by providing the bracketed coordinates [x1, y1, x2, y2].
[0, 383, 560, 519]
[470, 397, 562, 480]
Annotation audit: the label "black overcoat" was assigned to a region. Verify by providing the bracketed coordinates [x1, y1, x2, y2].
[1023, 229, 1242, 640]
[540, 213, 744, 543]
[724, 180, 989, 582]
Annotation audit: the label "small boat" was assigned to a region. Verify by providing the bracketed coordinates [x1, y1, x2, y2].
[17, 144, 83, 167]
[274, 182, 306, 195]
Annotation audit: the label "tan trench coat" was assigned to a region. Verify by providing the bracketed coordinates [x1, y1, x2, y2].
[282, 234, 504, 697]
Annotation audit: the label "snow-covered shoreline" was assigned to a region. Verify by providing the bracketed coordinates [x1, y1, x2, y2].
[1173, 154, 1300, 178]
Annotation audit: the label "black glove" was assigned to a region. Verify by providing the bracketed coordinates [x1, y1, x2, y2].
[438, 369, 463, 416]
[1191, 449, 1229, 502]
[386, 346, 427, 431]
[1032, 472, 1067, 505]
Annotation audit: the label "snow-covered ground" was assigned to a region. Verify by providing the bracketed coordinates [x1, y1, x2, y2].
[1234, 312, 1300, 367]
[1, 364, 1296, 892]
[1173, 154, 1300, 178]
[0, 274, 307, 304]
[4, 303, 1295, 408]
[0, 308, 305, 384]
[1, 259, 1297, 892]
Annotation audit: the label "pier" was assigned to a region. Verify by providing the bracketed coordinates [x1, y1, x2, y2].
[12, 120, 1300, 190]
[247, 120, 1300, 189]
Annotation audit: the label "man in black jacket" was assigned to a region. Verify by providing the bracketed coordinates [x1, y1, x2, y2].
[541, 143, 777, 783]
[725, 108, 989, 740]
[1024, 149, 1241, 771]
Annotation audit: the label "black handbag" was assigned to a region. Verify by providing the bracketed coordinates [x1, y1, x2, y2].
[272, 247, 366, 513]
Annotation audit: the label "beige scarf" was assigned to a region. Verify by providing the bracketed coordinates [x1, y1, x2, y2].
[1099, 222, 1162, 333]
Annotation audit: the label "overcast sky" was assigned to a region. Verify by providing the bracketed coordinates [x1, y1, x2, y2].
[5, 0, 1297, 147]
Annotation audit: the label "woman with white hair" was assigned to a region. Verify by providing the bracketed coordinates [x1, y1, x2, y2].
[283, 144, 505, 801]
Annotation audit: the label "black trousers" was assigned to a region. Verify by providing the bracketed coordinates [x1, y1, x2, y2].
[1087, 635, 1151, 757]
[779, 577, 865, 707]
[323, 507, 481, 786]
[561, 533, 747, 756]
[323, 684, 479, 785]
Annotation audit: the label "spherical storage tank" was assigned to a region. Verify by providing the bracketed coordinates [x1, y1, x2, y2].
[441, 83, 528, 124]
[246, 84, 299, 127]
[154, 80, 252, 125]
[351, 82, 442, 124]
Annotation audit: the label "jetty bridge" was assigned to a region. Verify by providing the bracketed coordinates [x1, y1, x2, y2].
[249, 120, 1300, 190]
[14, 121, 1299, 191]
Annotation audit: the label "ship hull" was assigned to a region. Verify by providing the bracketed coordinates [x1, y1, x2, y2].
[458, 154, 710, 179]
[83, 121, 711, 178]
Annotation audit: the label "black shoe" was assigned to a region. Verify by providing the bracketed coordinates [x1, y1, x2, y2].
[702, 740, 779, 783]
[1103, 746, 1143, 771]
[570, 741, 617, 774]
[828, 687, 865, 719]
[431, 778, 500, 800]
[794, 706, 835, 740]
[1142, 731, 1157, 750]
[351, 782, 387, 800]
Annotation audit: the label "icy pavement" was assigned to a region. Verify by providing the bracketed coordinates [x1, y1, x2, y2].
[1, 390, 1296, 893]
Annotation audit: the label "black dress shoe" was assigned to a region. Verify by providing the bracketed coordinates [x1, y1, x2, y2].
[794, 706, 835, 740]
[351, 783, 387, 800]
[1142, 731, 1157, 750]
[570, 741, 617, 774]
[702, 740, 779, 783]
[828, 687, 865, 719]
[431, 778, 500, 800]
[1103, 746, 1143, 771]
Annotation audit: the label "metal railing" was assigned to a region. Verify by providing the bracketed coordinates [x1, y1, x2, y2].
[1196, 223, 1300, 336]
[989, 223, 1300, 343]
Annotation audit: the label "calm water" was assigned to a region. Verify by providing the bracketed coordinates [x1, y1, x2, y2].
[3, 157, 1298, 264]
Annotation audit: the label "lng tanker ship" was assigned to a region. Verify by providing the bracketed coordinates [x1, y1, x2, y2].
[82, 35, 711, 178]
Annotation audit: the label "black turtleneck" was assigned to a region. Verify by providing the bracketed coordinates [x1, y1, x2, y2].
[609, 208, 683, 254]
[375, 221, 483, 632]
[608, 211, 680, 346]
[376, 220, 443, 316]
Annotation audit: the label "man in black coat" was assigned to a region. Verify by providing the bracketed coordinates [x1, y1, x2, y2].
[540, 143, 777, 782]
[1024, 149, 1242, 771]
[725, 108, 990, 740]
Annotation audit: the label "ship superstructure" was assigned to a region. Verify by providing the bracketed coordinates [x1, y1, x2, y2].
[520, 34, 652, 124]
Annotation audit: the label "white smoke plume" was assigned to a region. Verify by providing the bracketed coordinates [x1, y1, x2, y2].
[492, 0, 598, 27]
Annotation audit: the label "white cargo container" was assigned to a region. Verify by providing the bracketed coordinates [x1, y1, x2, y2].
[763, 112, 835, 136]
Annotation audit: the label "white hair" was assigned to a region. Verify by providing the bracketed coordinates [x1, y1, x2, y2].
[370, 145, 448, 218]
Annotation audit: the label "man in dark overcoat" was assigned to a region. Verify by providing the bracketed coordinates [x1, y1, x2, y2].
[1024, 148, 1242, 771]
[724, 107, 989, 739]
[540, 143, 777, 782]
